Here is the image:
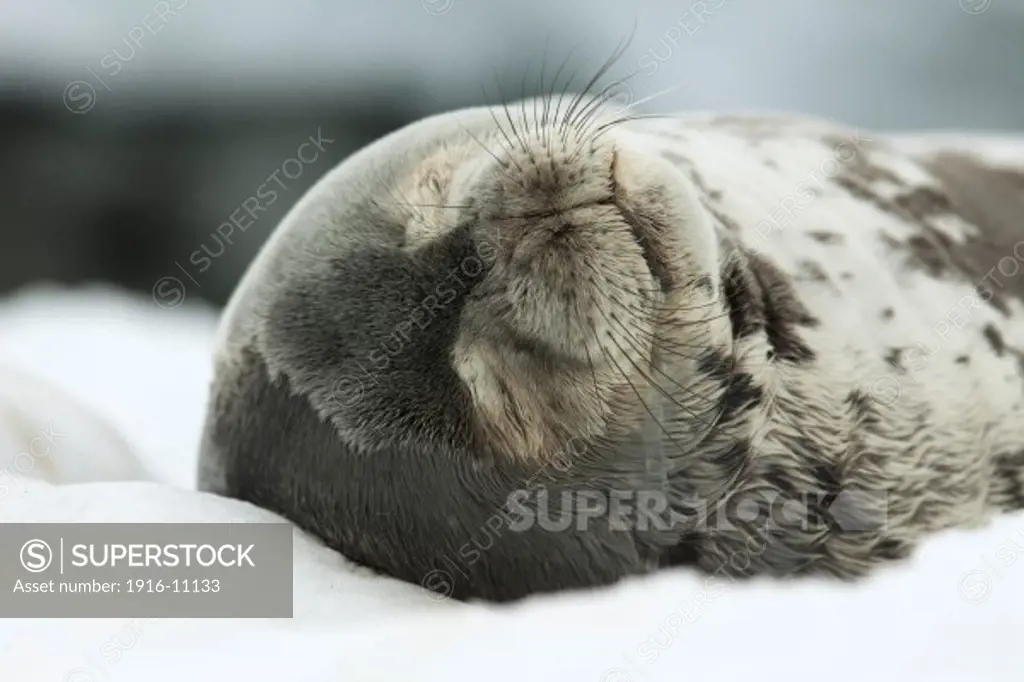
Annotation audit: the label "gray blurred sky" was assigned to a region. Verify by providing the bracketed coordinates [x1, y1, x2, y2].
[2, 0, 1023, 130]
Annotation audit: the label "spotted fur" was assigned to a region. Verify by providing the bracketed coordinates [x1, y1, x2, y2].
[197, 96, 1024, 601]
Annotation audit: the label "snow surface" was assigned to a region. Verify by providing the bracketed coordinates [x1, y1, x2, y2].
[1, 284, 1021, 681]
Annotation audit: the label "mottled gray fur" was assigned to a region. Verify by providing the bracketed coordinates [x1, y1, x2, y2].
[197, 95, 1024, 602]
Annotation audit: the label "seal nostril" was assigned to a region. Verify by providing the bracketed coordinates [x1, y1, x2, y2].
[551, 222, 571, 237]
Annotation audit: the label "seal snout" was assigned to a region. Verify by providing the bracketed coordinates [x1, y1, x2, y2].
[469, 139, 671, 292]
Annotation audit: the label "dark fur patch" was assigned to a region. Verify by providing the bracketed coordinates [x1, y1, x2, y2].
[719, 247, 820, 362]
[720, 254, 766, 340]
[697, 348, 733, 383]
[880, 307, 895, 321]
[846, 389, 880, 427]
[659, 538, 700, 566]
[796, 260, 829, 282]
[983, 324, 1006, 356]
[893, 186, 954, 221]
[903, 234, 950, 278]
[834, 174, 879, 203]
[745, 251, 819, 363]
[685, 165, 743, 234]
[826, 146, 1022, 316]
[812, 463, 844, 532]
[923, 153, 1024, 306]
[199, 346, 666, 603]
[820, 134, 904, 187]
[994, 451, 1024, 511]
[884, 348, 903, 370]
[759, 464, 800, 498]
[718, 439, 755, 484]
[808, 231, 844, 245]
[718, 371, 764, 425]
[873, 538, 912, 560]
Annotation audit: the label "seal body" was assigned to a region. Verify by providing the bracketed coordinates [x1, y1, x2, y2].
[197, 96, 1024, 601]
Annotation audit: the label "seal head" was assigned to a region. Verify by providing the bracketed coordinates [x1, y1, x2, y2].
[197, 97, 744, 601]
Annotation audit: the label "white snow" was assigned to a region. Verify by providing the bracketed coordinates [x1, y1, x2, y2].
[1, 283, 1021, 681]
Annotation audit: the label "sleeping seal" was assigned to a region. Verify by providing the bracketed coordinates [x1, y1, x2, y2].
[196, 92, 1024, 602]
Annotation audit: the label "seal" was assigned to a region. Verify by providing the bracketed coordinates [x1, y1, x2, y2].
[196, 92, 1024, 602]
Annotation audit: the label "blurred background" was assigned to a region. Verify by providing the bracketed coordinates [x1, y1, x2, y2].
[1, 0, 1022, 309]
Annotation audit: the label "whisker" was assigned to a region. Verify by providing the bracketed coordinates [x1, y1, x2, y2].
[448, 111, 511, 173]
[572, 68, 646, 140]
[561, 31, 632, 139]
[590, 113, 686, 143]
[492, 66, 529, 154]
[576, 259, 725, 326]
[601, 304, 725, 408]
[483, 110, 526, 174]
[481, 84, 524, 167]
[592, 294, 719, 427]
[518, 62, 538, 167]
[374, 159, 427, 225]
[563, 22, 637, 139]
[372, 201, 475, 211]
[596, 324, 716, 446]
[544, 47, 578, 149]
[624, 82, 686, 112]
[555, 68, 582, 146]
[534, 36, 550, 150]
